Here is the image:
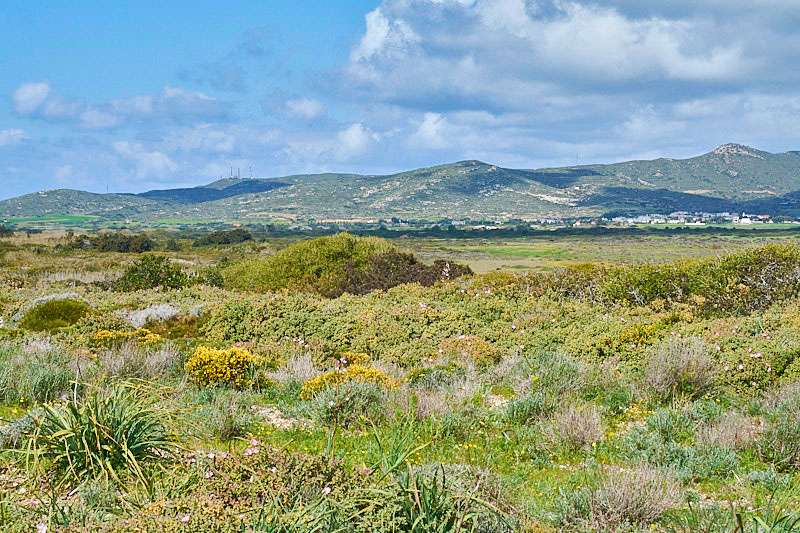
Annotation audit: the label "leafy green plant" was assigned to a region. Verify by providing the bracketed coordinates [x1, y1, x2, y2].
[25, 383, 177, 486]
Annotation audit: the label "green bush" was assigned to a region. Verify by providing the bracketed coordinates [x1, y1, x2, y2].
[115, 254, 189, 291]
[20, 299, 90, 332]
[222, 233, 470, 297]
[193, 228, 253, 247]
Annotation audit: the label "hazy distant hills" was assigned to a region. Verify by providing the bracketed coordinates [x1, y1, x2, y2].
[2, 144, 800, 222]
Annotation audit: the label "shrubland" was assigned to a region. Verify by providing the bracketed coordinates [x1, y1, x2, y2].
[1, 232, 800, 531]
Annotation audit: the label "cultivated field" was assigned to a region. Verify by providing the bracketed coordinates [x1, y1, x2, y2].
[2, 228, 800, 531]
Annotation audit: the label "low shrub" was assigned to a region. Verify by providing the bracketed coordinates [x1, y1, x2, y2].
[553, 404, 604, 449]
[580, 465, 680, 529]
[185, 346, 258, 389]
[20, 299, 90, 332]
[97, 341, 183, 379]
[204, 389, 256, 441]
[299, 364, 399, 400]
[0, 341, 75, 404]
[697, 411, 760, 450]
[115, 255, 189, 291]
[305, 381, 387, 428]
[645, 336, 716, 401]
[756, 414, 800, 471]
[28, 383, 176, 486]
[439, 336, 501, 367]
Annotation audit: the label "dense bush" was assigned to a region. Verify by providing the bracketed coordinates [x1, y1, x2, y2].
[300, 364, 399, 399]
[185, 346, 258, 388]
[193, 228, 253, 247]
[222, 233, 470, 297]
[115, 255, 189, 291]
[341, 250, 472, 296]
[65, 232, 154, 253]
[20, 299, 90, 332]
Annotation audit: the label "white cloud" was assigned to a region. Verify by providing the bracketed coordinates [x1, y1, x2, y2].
[286, 98, 325, 119]
[166, 125, 236, 153]
[113, 141, 178, 178]
[337, 123, 376, 158]
[80, 109, 122, 129]
[409, 112, 449, 149]
[13, 82, 50, 114]
[0, 129, 27, 146]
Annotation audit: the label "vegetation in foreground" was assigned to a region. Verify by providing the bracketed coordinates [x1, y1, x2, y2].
[2, 231, 800, 531]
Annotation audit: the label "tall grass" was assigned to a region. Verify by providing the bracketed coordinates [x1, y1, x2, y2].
[25, 382, 177, 486]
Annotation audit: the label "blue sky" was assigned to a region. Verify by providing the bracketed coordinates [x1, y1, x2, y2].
[1, 0, 799, 199]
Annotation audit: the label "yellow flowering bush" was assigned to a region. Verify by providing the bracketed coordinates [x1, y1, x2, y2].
[340, 351, 370, 366]
[185, 346, 257, 389]
[439, 335, 501, 367]
[300, 364, 398, 400]
[91, 328, 162, 348]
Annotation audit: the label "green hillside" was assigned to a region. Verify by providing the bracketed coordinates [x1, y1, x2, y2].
[2, 144, 799, 222]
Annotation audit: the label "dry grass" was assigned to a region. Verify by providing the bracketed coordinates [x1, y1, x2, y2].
[645, 335, 716, 400]
[697, 411, 762, 450]
[553, 404, 604, 449]
[268, 353, 321, 385]
[589, 464, 681, 528]
[97, 341, 182, 379]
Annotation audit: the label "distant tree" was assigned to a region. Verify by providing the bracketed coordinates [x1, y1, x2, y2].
[0, 225, 13, 237]
[193, 228, 253, 247]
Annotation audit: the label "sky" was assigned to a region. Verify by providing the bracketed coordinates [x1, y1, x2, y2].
[1, 0, 799, 199]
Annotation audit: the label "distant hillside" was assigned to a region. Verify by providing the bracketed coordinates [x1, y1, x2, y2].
[2, 144, 799, 222]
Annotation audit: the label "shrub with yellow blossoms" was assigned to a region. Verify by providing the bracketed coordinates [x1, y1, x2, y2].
[91, 328, 162, 349]
[300, 364, 398, 400]
[185, 346, 257, 389]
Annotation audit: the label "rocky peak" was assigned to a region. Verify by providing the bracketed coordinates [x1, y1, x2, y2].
[711, 143, 764, 159]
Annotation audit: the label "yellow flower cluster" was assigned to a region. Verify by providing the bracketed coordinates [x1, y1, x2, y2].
[92, 328, 162, 347]
[300, 364, 398, 400]
[340, 351, 370, 366]
[185, 346, 257, 388]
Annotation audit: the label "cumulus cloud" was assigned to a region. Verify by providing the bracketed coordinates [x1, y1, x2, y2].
[10, 83, 230, 129]
[13, 82, 50, 114]
[337, 123, 376, 159]
[286, 98, 325, 120]
[0, 129, 27, 147]
[409, 112, 449, 149]
[113, 141, 178, 178]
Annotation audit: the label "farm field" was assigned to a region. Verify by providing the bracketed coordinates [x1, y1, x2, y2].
[2, 228, 800, 531]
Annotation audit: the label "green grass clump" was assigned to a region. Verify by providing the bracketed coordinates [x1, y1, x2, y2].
[27, 383, 176, 486]
[20, 299, 90, 332]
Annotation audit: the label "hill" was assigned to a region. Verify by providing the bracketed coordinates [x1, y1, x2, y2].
[2, 144, 799, 222]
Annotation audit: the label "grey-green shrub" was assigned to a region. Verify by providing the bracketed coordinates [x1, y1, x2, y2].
[0, 341, 75, 404]
[305, 381, 387, 428]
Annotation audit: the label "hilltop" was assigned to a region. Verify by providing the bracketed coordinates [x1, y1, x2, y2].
[2, 144, 799, 222]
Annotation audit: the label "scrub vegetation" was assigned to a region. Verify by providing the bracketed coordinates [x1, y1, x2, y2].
[2, 229, 800, 531]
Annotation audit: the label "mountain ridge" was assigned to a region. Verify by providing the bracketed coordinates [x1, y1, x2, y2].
[2, 144, 799, 222]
